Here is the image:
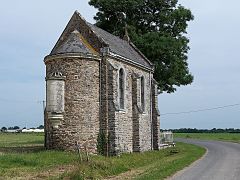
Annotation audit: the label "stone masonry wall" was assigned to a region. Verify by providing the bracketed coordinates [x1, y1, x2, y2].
[152, 80, 161, 150]
[106, 57, 153, 153]
[100, 57, 117, 155]
[45, 55, 100, 153]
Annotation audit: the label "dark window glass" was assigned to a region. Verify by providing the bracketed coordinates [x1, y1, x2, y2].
[119, 68, 124, 109]
[141, 76, 145, 110]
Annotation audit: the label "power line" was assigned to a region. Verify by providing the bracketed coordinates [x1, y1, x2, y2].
[1, 97, 240, 117]
[0, 98, 40, 104]
[160, 103, 240, 116]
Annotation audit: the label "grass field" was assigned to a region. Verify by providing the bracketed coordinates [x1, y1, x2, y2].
[0, 133, 205, 179]
[0, 133, 43, 147]
[174, 133, 240, 143]
[0, 133, 78, 178]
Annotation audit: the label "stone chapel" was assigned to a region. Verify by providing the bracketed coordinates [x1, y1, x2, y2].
[44, 11, 160, 155]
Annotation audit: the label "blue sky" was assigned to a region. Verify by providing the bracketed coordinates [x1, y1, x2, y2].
[0, 0, 239, 129]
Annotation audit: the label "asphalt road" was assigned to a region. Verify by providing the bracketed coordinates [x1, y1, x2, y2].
[170, 138, 240, 180]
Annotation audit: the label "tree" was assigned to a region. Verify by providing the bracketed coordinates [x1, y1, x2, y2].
[89, 0, 194, 93]
[13, 126, 20, 130]
[37, 125, 44, 129]
[1, 127, 7, 131]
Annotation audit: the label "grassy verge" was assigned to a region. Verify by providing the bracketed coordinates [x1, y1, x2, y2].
[0, 133, 205, 179]
[62, 142, 205, 179]
[174, 133, 240, 143]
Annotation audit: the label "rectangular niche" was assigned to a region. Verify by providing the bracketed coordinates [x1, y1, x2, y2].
[46, 80, 65, 113]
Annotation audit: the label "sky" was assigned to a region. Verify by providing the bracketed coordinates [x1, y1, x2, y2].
[0, 0, 239, 129]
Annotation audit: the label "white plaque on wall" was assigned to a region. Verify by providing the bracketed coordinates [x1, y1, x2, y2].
[46, 80, 65, 113]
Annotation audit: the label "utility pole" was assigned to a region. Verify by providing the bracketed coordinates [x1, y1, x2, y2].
[38, 100, 46, 113]
[42, 100, 46, 112]
[38, 100, 46, 148]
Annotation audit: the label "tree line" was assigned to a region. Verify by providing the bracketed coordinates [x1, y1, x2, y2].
[1, 125, 44, 131]
[163, 128, 240, 133]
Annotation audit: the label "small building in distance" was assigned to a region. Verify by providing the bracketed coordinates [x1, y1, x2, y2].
[44, 11, 160, 155]
[22, 129, 44, 133]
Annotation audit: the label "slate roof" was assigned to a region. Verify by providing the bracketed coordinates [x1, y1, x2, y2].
[87, 23, 152, 68]
[53, 30, 92, 54]
[50, 11, 153, 69]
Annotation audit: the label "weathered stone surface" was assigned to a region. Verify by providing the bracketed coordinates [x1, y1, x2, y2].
[44, 11, 161, 155]
[152, 80, 161, 150]
[103, 58, 153, 154]
[45, 55, 100, 153]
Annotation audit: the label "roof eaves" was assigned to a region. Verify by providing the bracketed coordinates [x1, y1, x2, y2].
[108, 51, 154, 72]
[44, 52, 101, 63]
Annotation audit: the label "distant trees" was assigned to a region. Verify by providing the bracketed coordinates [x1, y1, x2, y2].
[7, 126, 20, 130]
[163, 128, 240, 133]
[37, 125, 44, 129]
[13, 126, 20, 130]
[1, 127, 7, 131]
[0, 125, 44, 131]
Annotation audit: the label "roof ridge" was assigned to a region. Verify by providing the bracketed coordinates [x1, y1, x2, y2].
[50, 11, 80, 55]
[86, 22, 109, 48]
[87, 22, 125, 43]
[51, 11, 109, 55]
[49, 11, 153, 70]
[129, 42, 153, 67]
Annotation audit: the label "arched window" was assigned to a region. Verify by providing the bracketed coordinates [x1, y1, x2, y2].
[119, 68, 125, 109]
[140, 76, 145, 111]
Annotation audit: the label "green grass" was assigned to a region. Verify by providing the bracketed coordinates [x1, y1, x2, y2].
[0, 133, 44, 147]
[174, 133, 240, 143]
[62, 143, 205, 179]
[0, 151, 78, 177]
[0, 133, 79, 178]
[0, 133, 206, 179]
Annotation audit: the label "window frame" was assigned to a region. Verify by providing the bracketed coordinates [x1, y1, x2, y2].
[118, 68, 125, 110]
[140, 75, 145, 112]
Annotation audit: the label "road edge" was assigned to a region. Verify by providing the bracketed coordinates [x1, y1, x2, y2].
[165, 142, 208, 180]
